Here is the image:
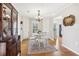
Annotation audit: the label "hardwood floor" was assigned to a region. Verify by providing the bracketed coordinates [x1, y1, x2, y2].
[21, 38, 78, 56]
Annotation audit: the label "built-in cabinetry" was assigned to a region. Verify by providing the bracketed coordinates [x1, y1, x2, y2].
[0, 3, 19, 56]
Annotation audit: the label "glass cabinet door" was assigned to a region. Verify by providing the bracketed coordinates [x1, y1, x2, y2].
[12, 12, 16, 35]
[2, 4, 11, 38]
[12, 11, 18, 40]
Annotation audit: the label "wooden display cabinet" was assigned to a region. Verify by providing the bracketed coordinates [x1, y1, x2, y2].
[0, 3, 19, 56]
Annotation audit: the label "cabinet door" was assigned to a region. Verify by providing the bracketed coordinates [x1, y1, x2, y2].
[2, 4, 12, 39]
[12, 10, 18, 55]
[12, 10, 18, 40]
[0, 42, 6, 56]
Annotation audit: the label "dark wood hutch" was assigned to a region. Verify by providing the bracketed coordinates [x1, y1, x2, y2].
[0, 3, 19, 56]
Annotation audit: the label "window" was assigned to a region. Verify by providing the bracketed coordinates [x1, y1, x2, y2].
[32, 20, 38, 33]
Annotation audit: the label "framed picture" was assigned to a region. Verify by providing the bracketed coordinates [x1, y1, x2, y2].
[63, 15, 75, 26]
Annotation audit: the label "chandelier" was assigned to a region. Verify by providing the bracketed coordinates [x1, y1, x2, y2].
[36, 10, 43, 22]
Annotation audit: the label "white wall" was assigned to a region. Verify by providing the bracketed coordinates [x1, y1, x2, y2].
[56, 4, 79, 53]
[23, 16, 29, 39]
[42, 17, 50, 32]
[18, 14, 30, 40]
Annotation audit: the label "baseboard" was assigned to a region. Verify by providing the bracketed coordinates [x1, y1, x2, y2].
[62, 44, 79, 55]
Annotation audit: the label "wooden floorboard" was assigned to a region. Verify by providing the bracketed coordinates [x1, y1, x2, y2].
[21, 39, 78, 56]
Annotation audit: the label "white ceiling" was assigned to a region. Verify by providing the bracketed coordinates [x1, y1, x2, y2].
[13, 3, 72, 18]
